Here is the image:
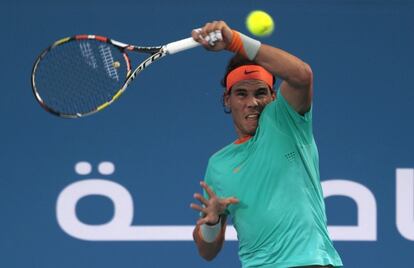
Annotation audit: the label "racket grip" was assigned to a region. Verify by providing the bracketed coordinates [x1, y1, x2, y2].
[165, 37, 200, 55]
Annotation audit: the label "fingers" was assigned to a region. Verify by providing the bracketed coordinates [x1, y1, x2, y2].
[196, 215, 220, 226]
[200, 21, 227, 37]
[206, 30, 222, 46]
[190, 201, 220, 226]
[194, 182, 239, 206]
[191, 180, 239, 226]
[191, 28, 209, 46]
[190, 202, 204, 212]
[224, 197, 240, 205]
[193, 192, 209, 206]
[197, 217, 209, 226]
[200, 181, 216, 198]
[191, 20, 231, 50]
[190, 202, 218, 226]
[192, 28, 222, 47]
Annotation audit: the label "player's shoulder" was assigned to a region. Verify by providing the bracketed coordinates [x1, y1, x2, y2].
[208, 142, 236, 165]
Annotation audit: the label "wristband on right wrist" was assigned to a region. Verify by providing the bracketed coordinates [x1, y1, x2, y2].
[227, 30, 261, 60]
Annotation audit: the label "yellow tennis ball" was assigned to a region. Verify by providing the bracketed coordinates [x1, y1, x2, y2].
[246, 10, 274, 37]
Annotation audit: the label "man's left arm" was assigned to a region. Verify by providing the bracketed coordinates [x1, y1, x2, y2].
[254, 44, 313, 115]
[192, 21, 313, 115]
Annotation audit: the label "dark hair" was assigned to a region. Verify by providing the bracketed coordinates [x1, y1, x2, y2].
[220, 54, 276, 113]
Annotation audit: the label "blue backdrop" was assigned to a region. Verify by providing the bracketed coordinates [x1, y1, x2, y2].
[1, 0, 413, 267]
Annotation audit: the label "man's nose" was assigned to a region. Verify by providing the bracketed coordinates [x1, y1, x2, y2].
[246, 96, 259, 107]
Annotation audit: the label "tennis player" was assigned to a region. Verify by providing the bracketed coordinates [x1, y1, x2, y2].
[190, 21, 343, 268]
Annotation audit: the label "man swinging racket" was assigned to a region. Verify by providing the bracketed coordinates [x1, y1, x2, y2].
[190, 20, 343, 268]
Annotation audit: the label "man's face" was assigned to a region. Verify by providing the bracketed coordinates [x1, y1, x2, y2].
[224, 79, 275, 138]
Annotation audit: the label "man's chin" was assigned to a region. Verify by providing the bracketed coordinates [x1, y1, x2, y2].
[246, 127, 258, 136]
[237, 122, 258, 137]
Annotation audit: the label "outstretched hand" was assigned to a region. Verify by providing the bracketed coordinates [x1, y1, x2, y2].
[190, 181, 239, 226]
[191, 20, 233, 52]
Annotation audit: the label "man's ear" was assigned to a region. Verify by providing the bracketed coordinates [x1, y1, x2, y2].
[223, 92, 232, 113]
[224, 92, 230, 107]
[271, 89, 276, 100]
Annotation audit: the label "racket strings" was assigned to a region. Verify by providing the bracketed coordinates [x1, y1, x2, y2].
[34, 40, 128, 116]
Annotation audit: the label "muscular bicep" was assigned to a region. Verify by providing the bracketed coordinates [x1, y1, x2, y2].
[279, 61, 313, 115]
[280, 79, 313, 116]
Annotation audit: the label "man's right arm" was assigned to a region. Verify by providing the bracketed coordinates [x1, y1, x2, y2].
[193, 215, 228, 261]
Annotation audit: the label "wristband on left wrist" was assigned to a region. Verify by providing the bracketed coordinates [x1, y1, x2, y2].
[200, 216, 222, 243]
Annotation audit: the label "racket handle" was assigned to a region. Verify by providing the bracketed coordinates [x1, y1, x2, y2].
[165, 37, 200, 55]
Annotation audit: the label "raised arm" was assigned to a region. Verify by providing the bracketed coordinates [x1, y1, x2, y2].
[255, 44, 313, 115]
[192, 20, 313, 115]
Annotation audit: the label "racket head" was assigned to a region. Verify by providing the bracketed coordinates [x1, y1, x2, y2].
[31, 35, 132, 118]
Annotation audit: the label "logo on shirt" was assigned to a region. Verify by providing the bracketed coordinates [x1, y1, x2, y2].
[233, 166, 241, 173]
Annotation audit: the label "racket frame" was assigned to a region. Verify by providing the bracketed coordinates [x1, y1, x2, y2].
[31, 34, 197, 118]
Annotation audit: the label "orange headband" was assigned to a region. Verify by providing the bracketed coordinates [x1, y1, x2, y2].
[226, 65, 273, 91]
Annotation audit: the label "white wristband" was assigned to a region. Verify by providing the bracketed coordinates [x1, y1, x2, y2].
[227, 30, 261, 61]
[200, 220, 222, 243]
[239, 32, 261, 60]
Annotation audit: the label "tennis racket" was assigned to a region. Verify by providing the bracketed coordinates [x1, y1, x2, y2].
[31, 33, 217, 118]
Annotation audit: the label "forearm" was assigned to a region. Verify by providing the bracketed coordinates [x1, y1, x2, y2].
[193, 218, 227, 261]
[254, 44, 312, 89]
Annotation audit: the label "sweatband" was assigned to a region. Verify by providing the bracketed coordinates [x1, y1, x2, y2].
[226, 64, 273, 91]
[227, 30, 261, 60]
[200, 220, 222, 243]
